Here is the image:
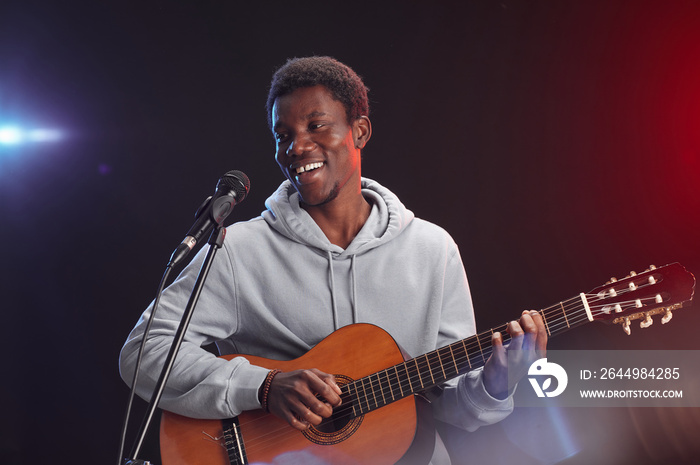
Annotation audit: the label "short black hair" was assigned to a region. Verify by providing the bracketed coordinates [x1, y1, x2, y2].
[266, 56, 370, 129]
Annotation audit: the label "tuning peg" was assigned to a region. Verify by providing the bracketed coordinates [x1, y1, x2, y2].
[661, 309, 673, 324]
[640, 314, 653, 329]
[622, 317, 631, 335]
[606, 277, 618, 285]
[627, 271, 638, 278]
[646, 265, 657, 271]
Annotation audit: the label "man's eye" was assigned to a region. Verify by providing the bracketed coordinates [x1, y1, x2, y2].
[275, 133, 288, 142]
[309, 123, 324, 130]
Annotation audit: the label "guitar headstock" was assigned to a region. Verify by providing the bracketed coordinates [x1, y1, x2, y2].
[588, 263, 695, 335]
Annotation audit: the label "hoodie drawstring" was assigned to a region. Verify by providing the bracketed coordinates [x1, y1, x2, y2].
[350, 254, 358, 324]
[327, 251, 339, 330]
[326, 251, 359, 330]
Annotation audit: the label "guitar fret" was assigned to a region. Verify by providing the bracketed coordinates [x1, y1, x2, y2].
[359, 377, 370, 413]
[347, 383, 359, 416]
[414, 358, 424, 388]
[449, 344, 459, 375]
[354, 380, 364, 414]
[560, 301, 570, 328]
[540, 309, 551, 335]
[364, 375, 373, 409]
[424, 354, 435, 385]
[462, 339, 472, 369]
[475, 334, 486, 366]
[436, 349, 446, 380]
[382, 369, 393, 402]
[367, 375, 377, 409]
[404, 362, 414, 392]
[371, 373, 380, 408]
[394, 366, 404, 397]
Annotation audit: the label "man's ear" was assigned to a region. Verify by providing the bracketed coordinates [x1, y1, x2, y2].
[353, 116, 372, 149]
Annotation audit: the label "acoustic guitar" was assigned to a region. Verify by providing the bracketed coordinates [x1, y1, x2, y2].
[160, 263, 695, 464]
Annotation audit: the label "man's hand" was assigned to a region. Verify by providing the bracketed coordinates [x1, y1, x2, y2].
[483, 310, 548, 399]
[266, 368, 343, 431]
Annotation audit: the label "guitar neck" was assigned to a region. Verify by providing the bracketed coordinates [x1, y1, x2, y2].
[343, 294, 592, 416]
[343, 260, 697, 417]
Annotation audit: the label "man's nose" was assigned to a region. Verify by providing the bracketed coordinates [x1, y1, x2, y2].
[286, 133, 314, 156]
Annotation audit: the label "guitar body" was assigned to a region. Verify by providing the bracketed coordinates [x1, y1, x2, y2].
[160, 323, 435, 465]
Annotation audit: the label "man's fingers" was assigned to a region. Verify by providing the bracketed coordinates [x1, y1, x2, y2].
[311, 369, 343, 406]
[528, 310, 548, 354]
[505, 319, 524, 350]
[288, 370, 339, 420]
[490, 330, 507, 366]
[484, 310, 550, 396]
[278, 396, 313, 430]
[267, 368, 344, 431]
[485, 331, 508, 399]
[519, 312, 538, 351]
[518, 310, 547, 355]
[300, 398, 331, 421]
[297, 403, 324, 426]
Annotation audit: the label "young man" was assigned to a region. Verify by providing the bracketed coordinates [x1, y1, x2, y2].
[120, 56, 547, 463]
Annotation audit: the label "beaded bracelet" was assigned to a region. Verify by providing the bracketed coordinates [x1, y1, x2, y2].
[260, 369, 282, 412]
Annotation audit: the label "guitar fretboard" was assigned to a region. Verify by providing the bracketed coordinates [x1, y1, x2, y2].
[337, 282, 670, 419]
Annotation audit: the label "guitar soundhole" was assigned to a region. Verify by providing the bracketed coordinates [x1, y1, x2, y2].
[303, 374, 363, 446]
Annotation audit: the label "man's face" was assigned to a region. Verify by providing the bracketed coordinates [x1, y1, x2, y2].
[272, 85, 367, 207]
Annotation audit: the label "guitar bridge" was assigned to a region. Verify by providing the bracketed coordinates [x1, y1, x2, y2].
[222, 417, 248, 465]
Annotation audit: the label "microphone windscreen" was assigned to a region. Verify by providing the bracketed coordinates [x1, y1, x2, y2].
[219, 170, 251, 201]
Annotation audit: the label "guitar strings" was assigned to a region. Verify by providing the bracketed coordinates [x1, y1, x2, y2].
[244, 296, 659, 456]
[323, 284, 660, 420]
[235, 281, 663, 457]
[240, 293, 657, 455]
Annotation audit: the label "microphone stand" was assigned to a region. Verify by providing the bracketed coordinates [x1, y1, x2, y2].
[124, 225, 228, 464]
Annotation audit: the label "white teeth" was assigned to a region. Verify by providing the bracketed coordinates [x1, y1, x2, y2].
[295, 162, 323, 174]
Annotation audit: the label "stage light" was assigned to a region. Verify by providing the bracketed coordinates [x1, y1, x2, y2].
[0, 125, 63, 146]
[0, 126, 24, 145]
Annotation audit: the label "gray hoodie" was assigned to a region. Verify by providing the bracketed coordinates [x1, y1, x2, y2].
[119, 177, 513, 433]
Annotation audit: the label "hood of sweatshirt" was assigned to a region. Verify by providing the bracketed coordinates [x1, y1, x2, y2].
[262, 177, 415, 258]
[261, 177, 415, 329]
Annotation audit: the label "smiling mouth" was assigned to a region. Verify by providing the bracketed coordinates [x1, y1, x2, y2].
[294, 162, 324, 174]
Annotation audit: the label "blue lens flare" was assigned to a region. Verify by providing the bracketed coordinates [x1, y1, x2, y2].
[0, 125, 63, 146]
[0, 126, 24, 145]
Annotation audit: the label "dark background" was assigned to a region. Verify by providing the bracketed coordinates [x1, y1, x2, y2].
[1, 1, 699, 464]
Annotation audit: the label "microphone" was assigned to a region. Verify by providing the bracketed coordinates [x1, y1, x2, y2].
[168, 170, 250, 266]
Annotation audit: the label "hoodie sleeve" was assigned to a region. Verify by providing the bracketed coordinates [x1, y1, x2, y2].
[118, 242, 269, 419]
[429, 245, 514, 431]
